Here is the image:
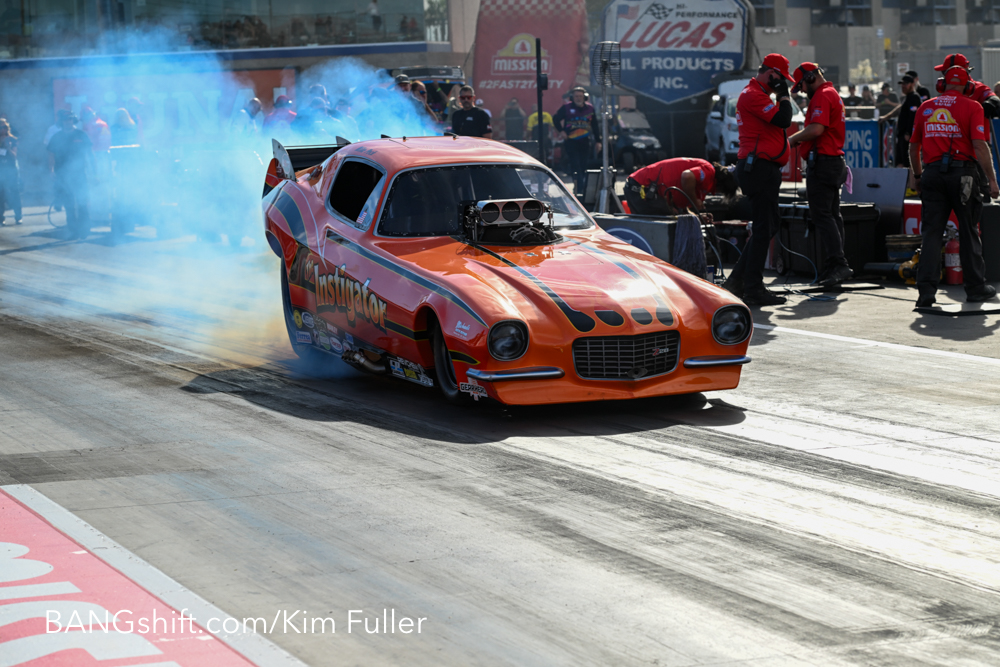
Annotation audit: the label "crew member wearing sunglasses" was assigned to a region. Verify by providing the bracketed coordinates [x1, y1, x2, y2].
[411, 81, 440, 123]
[451, 86, 492, 139]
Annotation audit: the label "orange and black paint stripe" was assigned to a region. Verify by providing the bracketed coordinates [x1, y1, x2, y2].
[470, 243, 596, 333]
[567, 239, 674, 326]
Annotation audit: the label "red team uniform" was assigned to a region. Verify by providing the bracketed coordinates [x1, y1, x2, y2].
[909, 71, 994, 305]
[736, 79, 790, 165]
[799, 81, 845, 157]
[629, 158, 716, 209]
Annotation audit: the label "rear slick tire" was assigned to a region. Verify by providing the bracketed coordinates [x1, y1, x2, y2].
[431, 323, 473, 405]
[281, 267, 329, 369]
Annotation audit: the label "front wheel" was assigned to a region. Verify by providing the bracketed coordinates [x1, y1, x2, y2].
[432, 323, 473, 405]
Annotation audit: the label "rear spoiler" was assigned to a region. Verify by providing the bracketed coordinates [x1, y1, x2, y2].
[264, 137, 351, 197]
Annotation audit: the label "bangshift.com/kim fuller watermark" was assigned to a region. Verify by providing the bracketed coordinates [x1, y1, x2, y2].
[46, 608, 428, 635]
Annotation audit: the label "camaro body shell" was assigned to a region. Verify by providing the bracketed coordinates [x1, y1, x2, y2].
[262, 136, 751, 405]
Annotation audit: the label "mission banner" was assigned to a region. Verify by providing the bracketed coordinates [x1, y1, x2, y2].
[472, 0, 589, 125]
[601, 0, 749, 104]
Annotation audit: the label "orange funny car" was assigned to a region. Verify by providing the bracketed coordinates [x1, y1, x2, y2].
[262, 136, 752, 405]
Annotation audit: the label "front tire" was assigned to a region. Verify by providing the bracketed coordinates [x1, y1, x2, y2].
[431, 322, 473, 405]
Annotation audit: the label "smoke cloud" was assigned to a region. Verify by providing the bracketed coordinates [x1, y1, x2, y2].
[1, 26, 443, 370]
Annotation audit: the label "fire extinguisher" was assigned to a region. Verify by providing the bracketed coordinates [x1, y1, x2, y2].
[944, 229, 963, 285]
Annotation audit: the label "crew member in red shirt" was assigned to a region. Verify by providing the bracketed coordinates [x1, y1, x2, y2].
[722, 53, 794, 306]
[908, 64, 999, 307]
[788, 62, 852, 287]
[624, 158, 737, 216]
[933, 54, 1000, 121]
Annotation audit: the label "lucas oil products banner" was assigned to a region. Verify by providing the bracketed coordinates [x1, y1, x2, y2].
[472, 0, 589, 119]
[601, 0, 749, 104]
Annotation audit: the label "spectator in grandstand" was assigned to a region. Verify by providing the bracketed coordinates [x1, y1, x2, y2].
[0, 117, 21, 225]
[876, 83, 898, 116]
[527, 104, 553, 143]
[331, 98, 360, 140]
[110, 108, 138, 146]
[47, 113, 93, 239]
[81, 107, 111, 153]
[504, 98, 526, 140]
[263, 95, 297, 138]
[843, 84, 863, 107]
[861, 85, 875, 106]
[411, 81, 440, 123]
[125, 97, 144, 144]
[451, 86, 492, 138]
[367, 0, 381, 32]
[231, 97, 262, 137]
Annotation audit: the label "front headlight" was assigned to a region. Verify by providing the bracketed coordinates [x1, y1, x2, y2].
[633, 142, 646, 149]
[712, 306, 752, 345]
[488, 320, 529, 361]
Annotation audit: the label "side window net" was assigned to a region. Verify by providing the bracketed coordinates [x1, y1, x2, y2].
[329, 161, 384, 225]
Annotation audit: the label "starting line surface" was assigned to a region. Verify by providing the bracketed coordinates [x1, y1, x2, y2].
[0, 485, 305, 667]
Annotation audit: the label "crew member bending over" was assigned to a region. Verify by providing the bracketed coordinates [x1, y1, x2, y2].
[624, 158, 737, 216]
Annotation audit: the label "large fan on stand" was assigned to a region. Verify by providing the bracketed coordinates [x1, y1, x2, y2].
[591, 41, 623, 214]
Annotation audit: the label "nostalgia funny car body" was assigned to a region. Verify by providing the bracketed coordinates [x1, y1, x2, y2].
[262, 135, 752, 405]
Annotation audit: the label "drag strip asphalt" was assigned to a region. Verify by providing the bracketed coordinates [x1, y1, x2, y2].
[1, 216, 1000, 666]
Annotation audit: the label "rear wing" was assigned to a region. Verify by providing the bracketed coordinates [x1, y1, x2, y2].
[264, 138, 351, 197]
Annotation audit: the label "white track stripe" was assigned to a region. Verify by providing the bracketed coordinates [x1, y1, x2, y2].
[754, 323, 1000, 365]
[2, 484, 307, 667]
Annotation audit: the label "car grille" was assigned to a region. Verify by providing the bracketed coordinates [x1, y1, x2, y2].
[573, 331, 680, 380]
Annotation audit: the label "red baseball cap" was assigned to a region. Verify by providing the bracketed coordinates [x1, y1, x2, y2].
[934, 53, 972, 72]
[791, 62, 820, 92]
[761, 53, 794, 81]
[945, 67, 970, 87]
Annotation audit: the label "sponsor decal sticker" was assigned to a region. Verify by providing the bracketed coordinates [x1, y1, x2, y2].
[293, 310, 304, 328]
[389, 358, 435, 386]
[345, 333, 354, 344]
[330, 337, 344, 354]
[459, 379, 488, 401]
[318, 333, 331, 350]
[454, 320, 472, 338]
[302, 311, 315, 328]
[924, 108, 963, 137]
[296, 331, 312, 344]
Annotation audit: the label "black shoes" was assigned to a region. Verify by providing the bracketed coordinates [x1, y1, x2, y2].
[819, 264, 853, 287]
[743, 286, 787, 306]
[915, 294, 936, 308]
[967, 284, 997, 303]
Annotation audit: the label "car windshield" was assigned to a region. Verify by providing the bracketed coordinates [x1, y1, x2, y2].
[726, 97, 737, 117]
[378, 164, 592, 237]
